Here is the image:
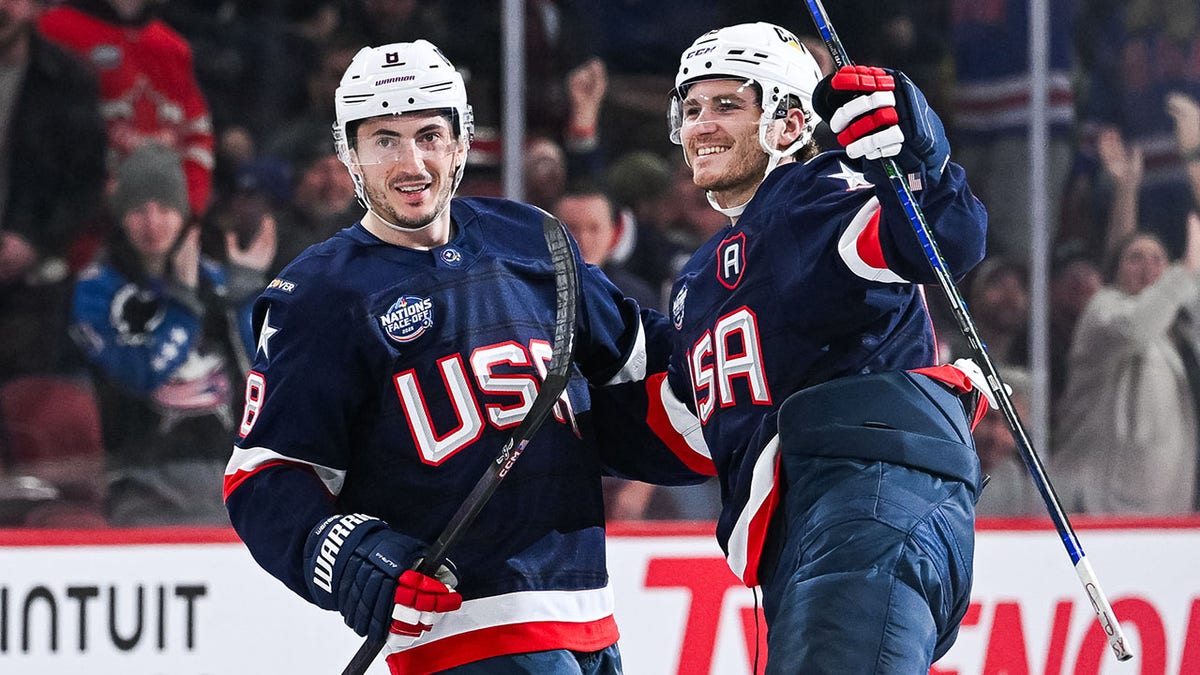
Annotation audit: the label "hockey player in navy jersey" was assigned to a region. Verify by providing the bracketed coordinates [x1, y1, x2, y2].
[665, 23, 991, 673]
[223, 40, 712, 674]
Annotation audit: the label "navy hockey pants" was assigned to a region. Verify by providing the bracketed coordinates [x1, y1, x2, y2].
[760, 456, 976, 674]
[439, 645, 621, 674]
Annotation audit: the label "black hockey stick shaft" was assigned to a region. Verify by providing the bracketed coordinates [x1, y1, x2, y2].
[341, 214, 579, 675]
[801, 0, 1131, 662]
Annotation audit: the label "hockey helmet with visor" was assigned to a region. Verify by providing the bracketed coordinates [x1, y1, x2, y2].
[669, 22, 823, 156]
[333, 40, 474, 201]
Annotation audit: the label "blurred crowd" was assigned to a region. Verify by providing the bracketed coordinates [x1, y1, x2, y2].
[0, 0, 1199, 526]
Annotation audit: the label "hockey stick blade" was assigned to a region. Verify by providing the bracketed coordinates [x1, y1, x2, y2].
[801, 0, 1131, 662]
[341, 214, 579, 675]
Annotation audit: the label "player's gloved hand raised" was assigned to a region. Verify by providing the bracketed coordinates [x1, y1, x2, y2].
[388, 564, 463, 647]
[812, 65, 950, 182]
[303, 513, 426, 640]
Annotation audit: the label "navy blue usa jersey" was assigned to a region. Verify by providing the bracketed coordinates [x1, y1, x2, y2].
[666, 153, 987, 585]
[224, 197, 711, 672]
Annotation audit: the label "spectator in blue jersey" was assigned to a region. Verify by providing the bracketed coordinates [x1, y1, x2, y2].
[950, 0, 1077, 264]
[223, 40, 713, 675]
[664, 23, 990, 672]
[69, 143, 276, 526]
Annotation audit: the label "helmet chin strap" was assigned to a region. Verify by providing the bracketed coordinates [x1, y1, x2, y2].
[706, 191, 749, 219]
[366, 205, 440, 233]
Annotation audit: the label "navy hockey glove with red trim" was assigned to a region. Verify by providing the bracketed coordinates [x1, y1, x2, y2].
[812, 65, 950, 182]
[303, 513, 423, 640]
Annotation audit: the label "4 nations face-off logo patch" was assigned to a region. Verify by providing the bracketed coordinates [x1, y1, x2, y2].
[716, 232, 746, 290]
[379, 295, 435, 344]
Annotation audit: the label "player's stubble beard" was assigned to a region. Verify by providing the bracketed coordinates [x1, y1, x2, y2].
[364, 158, 458, 231]
[690, 133, 769, 210]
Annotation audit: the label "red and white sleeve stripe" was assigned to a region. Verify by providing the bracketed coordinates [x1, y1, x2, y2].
[837, 196, 913, 284]
[645, 372, 715, 476]
[222, 445, 346, 501]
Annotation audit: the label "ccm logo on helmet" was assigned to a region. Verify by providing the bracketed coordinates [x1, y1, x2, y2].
[685, 46, 716, 59]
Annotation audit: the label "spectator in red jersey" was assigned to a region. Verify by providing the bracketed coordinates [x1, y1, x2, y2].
[39, 0, 215, 220]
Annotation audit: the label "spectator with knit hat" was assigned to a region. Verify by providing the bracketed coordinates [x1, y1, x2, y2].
[69, 143, 274, 525]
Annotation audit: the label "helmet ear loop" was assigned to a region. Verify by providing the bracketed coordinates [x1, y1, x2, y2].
[339, 147, 373, 211]
[758, 103, 812, 178]
[351, 172, 371, 211]
[459, 104, 476, 151]
[449, 138, 470, 193]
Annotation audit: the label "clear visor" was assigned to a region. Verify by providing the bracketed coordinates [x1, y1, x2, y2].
[668, 79, 764, 144]
[348, 127, 459, 166]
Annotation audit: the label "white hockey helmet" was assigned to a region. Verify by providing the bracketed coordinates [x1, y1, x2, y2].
[669, 22, 823, 151]
[333, 40, 474, 199]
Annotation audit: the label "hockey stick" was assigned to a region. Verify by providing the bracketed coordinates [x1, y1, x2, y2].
[801, 0, 1132, 662]
[341, 213, 580, 675]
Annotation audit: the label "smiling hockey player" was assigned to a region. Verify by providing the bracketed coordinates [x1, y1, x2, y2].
[664, 22, 990, 673]
[223, 39, 711, 675]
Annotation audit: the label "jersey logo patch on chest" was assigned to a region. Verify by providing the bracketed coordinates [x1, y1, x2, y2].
[379, 295, 435, 344]
[716, 231, 746, 290]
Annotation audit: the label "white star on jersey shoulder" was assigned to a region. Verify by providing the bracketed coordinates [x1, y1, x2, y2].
[828, 161, 873, 191]
[257, 307, 279, 360]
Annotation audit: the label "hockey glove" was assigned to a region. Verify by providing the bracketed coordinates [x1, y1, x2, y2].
[303, 513, 424, 640]
[389, 564, 463, 647]
[812, 65, 950, 182]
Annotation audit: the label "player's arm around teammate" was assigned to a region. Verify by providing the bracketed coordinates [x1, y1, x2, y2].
[223, 39, 711, 675]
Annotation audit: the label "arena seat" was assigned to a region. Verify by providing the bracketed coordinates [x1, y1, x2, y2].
[0, 375, 107, 527]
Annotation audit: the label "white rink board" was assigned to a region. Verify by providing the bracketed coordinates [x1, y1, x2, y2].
[0, 521, 1196, 674]
[0, 538, 387, 675]
[608, 523, 1200, 674]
